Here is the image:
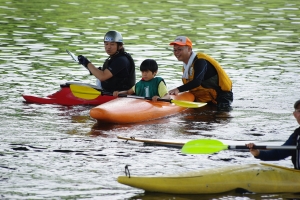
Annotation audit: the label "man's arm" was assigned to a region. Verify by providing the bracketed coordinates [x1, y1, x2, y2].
[177, 59, 207, 92]
[87, 63, 113, 81]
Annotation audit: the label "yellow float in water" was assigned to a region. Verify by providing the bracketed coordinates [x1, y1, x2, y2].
[118, 163, 300, 194]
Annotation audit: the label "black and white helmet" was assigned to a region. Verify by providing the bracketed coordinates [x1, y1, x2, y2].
[104, 31, 123, 43]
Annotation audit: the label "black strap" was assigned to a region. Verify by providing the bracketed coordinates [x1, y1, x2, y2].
[125, 165, 131, 178]
[296, 135, 300, 169]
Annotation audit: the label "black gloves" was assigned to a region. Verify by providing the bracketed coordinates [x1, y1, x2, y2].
[78, 55, 92, 74]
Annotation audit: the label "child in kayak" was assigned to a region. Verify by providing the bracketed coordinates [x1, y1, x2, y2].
[246, 99, 300, 169]
[113, 59, 170, 101]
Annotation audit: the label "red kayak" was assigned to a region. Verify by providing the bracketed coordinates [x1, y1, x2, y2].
[22, 82, 116, 106]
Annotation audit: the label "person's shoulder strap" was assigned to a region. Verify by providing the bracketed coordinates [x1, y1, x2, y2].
[296, 132, 300, 169]
[195, 52, 232, 91]
[123, 52, 136, 72]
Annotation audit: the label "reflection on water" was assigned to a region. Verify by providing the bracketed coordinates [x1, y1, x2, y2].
[1, 0, 300, 199]
[129, 191, 300, 200]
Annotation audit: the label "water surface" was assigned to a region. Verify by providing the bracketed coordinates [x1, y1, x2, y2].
[1, 0, 300, 199]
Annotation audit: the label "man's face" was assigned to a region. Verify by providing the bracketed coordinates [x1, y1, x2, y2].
[173, 45, 190, 63]
[104, 41, 119, 56]
[293, 105, 300, 125]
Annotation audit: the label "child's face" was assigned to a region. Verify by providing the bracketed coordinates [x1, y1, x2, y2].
[141, 70, 156, 81]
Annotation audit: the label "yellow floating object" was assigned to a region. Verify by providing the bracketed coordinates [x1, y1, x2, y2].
[118, 163, 300, 194]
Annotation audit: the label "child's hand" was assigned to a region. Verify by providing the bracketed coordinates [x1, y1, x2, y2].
[113, 91, 119, 97]
[152, 96, 160, 102]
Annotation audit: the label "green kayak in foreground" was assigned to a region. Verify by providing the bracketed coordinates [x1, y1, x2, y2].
[118, 163, 300, 194]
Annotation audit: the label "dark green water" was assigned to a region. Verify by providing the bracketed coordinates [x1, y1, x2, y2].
[1, 0, 300, 199]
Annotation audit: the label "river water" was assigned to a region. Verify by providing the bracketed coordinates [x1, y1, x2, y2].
[1, 0, 300, 199]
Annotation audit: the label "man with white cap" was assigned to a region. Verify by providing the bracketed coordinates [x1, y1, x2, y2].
[168, 36, 233, 111]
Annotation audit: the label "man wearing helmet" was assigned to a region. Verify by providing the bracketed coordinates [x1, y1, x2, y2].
[78, 30, 136, 92]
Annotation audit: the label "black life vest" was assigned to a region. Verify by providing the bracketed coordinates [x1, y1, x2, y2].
[292, 127, 300, 169]
[101, 52, 136, 92]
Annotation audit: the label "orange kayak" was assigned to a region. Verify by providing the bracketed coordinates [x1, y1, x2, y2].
[90, 92, 195, 123]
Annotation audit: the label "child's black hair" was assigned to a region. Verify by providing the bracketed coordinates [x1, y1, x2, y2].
[140, 59, 158, 73]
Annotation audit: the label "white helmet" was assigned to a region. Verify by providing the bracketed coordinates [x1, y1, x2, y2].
[104, 31, 123, 43]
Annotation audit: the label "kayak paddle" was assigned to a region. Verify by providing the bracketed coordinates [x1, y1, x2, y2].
[69, 84, 207, 108]
[69, 84, 111, 100]
[181, 139, 296, 154]
[66, 49, 79, 62]
[123, 95, 206, 108]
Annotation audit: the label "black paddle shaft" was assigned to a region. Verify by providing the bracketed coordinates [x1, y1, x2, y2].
[120, 94, 171, 102]
[228, 145, 297, 150]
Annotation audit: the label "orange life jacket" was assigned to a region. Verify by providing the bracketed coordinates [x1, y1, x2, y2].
[182, 53, 232, 104]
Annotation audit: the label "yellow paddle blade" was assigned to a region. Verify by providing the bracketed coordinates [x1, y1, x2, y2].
[181, 139, 228, 154]
[70, 84, 101, 100]
[72, 92, 100, 100]
[171, 100, 207, 108]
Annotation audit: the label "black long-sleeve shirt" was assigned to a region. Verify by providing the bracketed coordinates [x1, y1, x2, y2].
[256, 127, 300, 169]
[178, 58, 217, 92]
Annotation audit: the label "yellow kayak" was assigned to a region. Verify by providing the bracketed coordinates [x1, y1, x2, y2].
[118, 163, 300, 194]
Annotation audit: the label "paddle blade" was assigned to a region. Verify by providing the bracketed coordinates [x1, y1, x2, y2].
[66, 49, 78, 62]
[70, 84, 101, 100]
[171, 100, 207, 108]
[181, 139, 228, 154]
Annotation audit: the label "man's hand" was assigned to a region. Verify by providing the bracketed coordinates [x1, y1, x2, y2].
[78, 55, 91, 69]
[78, 55, 91, 74]
[246, 143, 260, 157]
[168, 88, 179, 95]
